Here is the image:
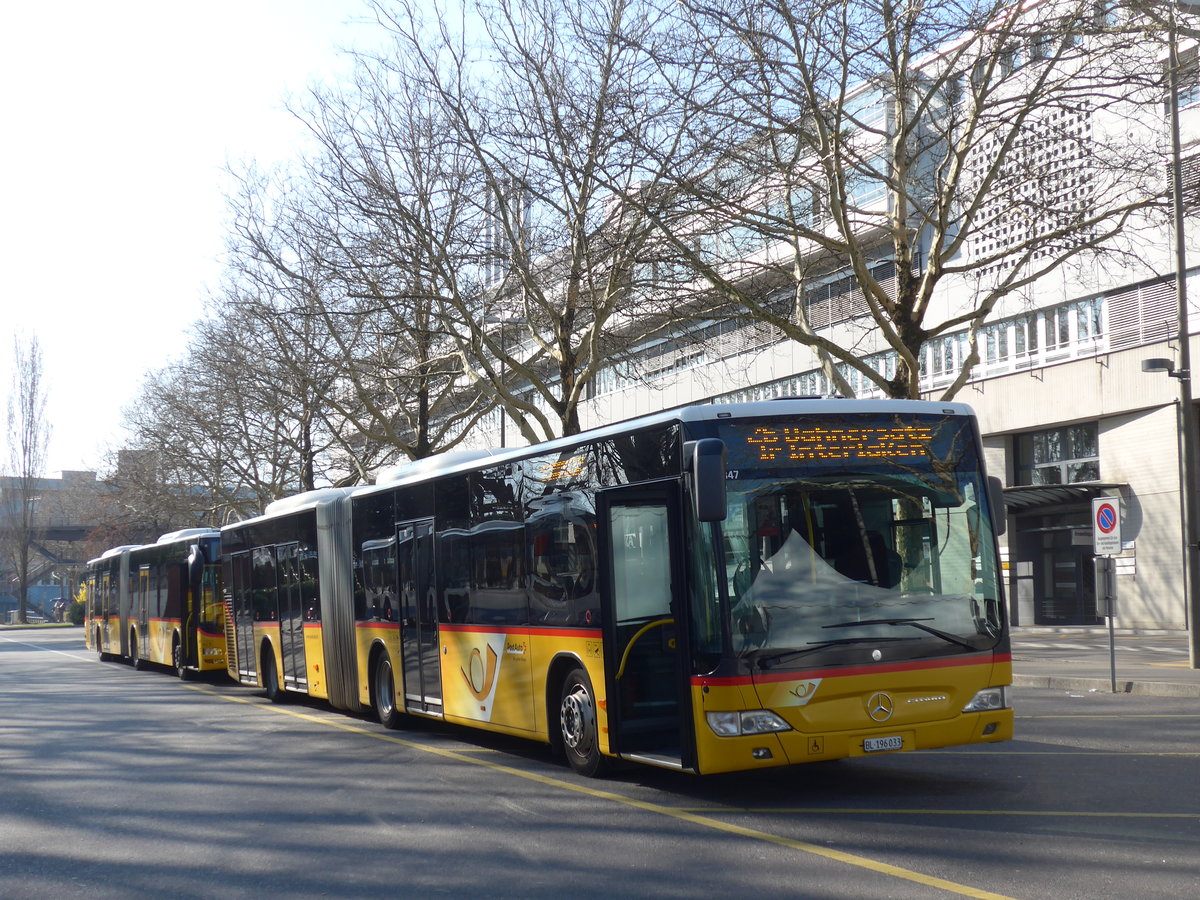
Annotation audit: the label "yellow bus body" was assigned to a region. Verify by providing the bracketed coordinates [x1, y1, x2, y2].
[438, 626, 603, 739]
[249, 622, 330, 701]
[341, 622, 1010, 775]
[690, 654, 1013, 775]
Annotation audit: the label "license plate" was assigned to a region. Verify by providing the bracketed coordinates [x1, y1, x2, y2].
[863, 735, 903, 753]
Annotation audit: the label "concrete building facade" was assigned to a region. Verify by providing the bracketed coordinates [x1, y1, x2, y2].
[467, 10, 1200, 633]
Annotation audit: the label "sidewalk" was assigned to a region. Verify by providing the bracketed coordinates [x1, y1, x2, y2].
[1011, 627, 1200, 698]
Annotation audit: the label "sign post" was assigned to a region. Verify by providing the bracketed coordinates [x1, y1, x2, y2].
[1092, 497, 1122, 692]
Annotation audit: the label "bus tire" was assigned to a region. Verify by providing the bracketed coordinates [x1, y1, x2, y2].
[173, 638, 192, 681]
[559, 666, 609, 777]
[373, 651, 402, 730]
[131, 633, 148, 671]
[262, 646, 285, 703]
[96, 629, 109, 662]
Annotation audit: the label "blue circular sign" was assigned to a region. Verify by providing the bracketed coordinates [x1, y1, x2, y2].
[1096, 503, 1117, 534]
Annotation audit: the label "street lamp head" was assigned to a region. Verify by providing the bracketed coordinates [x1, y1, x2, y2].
[1142, 357, 1176, 374]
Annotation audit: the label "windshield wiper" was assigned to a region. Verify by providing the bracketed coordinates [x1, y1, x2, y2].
[752, 636, 906, 670]
[977, 611, 1001, 639]
[823, 617, 978, 651]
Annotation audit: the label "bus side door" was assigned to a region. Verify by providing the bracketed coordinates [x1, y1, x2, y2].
[136, 566, 151, 661]
[228, 550, 256, 683]
[277, 542, 308, 690]
[398, 519, 440, 712]
[598, 483, 693, 769]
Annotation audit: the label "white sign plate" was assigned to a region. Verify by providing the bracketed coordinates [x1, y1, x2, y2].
[1092, 497, 1122, 556]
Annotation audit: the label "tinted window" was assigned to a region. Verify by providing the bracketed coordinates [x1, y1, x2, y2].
[595, 425, 680, 486]
[435, 477, 471, 624]
[361, 538, 397, 622]
[251, 546, 277, 622]
[463, 466, 527, 624]
[527, 491, 599, 627]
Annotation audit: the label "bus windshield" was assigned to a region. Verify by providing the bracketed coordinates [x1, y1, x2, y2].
[715, 413, 1003, 664]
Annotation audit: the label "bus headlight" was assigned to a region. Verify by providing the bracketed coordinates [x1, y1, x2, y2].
[706, 710, 792, 737]
[962, 686, 1011, 713]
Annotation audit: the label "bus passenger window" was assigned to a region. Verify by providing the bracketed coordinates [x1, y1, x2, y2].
[527, 493, 599, 626]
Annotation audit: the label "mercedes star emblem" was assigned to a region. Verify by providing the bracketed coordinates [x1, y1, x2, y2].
[867, 691, 894, 722]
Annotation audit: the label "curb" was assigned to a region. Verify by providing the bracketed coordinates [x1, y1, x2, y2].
[1013, 673, 1200, 699]
[1011, 627, 1181, 638]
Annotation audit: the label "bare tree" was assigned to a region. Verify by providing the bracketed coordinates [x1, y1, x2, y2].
[119, 293, 347, 524]
[2, 334, 50, 623]
[228, 108, 491, 466]
[85, 447, 190, 551]
[367, 0, 684, 439]
[619, 0, 1167, 398]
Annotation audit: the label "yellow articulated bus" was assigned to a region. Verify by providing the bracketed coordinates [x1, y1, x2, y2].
[222, 399, 1013, 776]
[84, 528, 226, 679]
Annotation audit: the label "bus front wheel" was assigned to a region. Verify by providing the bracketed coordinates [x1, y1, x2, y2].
[559, 667, 609, 777]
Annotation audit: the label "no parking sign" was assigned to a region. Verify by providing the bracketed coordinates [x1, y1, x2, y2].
[1092, 497, 1122, 556]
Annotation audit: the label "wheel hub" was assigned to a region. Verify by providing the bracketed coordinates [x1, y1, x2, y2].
[560, 686, 593, 751]
[376, 664, 394, 716]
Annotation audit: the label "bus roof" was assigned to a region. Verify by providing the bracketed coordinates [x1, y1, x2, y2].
[351, 397, 977, 497]
[223, 486, 359, 533]
[156, 527, 220, 545]
[88, 544, 142, 565]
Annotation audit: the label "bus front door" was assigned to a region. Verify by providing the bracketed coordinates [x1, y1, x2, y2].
[398, 520, 441, 713]
[600, 485, 692, 769]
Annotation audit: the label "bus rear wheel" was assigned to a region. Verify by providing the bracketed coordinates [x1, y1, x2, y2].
[131, 634, 147, 671]
[173, 639, 192, 681]
[559, 667, 609, 777]
[262, 647, 285, 703]
[373, 652, 402, 730]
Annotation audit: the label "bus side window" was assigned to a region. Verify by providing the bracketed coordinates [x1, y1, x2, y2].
[252, 546, 277, 622]
[527, 492, 599, 627]
[300, 547, 321, 621]
[467, 522, 527, 625]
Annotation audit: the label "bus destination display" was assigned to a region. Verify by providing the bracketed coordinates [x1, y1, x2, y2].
[743, 423, 935, 463]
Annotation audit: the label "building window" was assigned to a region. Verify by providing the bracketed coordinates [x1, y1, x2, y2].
[1179, 61, 1200, 110]
[847, 153, 888, 209]
[1015, 423, 1099, 485]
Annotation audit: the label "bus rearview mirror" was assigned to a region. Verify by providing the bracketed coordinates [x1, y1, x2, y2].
[690, 438, 728, 522]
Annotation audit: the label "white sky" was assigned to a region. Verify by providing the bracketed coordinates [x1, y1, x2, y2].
[0, 0, 378, 477]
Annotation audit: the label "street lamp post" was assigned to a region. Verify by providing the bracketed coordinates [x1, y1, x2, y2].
[1165, 0, 1200, 668]
[499, 315, 507, 448]
[482, 313, 519, 449]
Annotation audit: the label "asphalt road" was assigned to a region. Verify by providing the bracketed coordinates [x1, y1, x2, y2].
[2, 629, 1198, 899]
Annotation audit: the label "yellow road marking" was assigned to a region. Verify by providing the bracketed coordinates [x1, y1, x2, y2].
[928, 750, 1200, 756]
[1016, 714, 1200, 719]
[188, 684, 1015, 900]
[672, 808, 1198, 819]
